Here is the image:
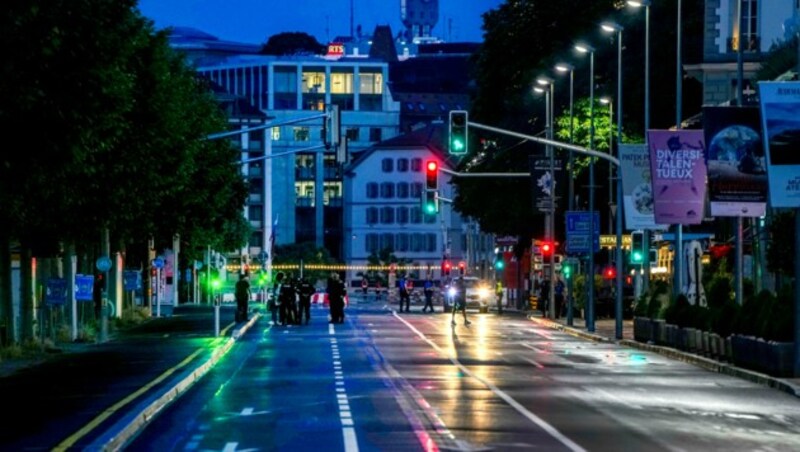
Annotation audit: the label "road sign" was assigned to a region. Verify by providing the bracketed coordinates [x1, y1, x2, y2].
[123, 270, 141, 291]
[565, 211, 600, 254]
[152, 256, 165, 269]
[46, 278, 67, 305]
[75, 274, 94, 301]
[96, 256, 112, 272]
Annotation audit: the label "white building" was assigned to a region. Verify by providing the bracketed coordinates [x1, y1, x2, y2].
[343, 124, 494, 283]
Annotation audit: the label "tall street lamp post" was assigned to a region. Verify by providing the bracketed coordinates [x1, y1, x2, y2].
[536, 76, 556, 320]
[675, 0, 685, 303]
[575, 42, 596, 332]
[599, 97, 614, 236]
[555, 63, 575, 212]
[602, 21, 625, 340]
[627, 0, 651, 295]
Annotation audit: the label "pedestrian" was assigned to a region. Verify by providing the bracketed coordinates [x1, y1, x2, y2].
[450, 275, 471, 326]
[271, 272, 284, 325]
[234, 273, 251, 322]
[554, 278, 565, 319]
[540, 279, 550, 316]
[422, 277, 435, 313]
[398, 274, 411, 313]
[297, 275, 315, 325]
[327, 272, 346, 323]
[495, 280, 504, 314]
[361, 278, 368, 296]
[279, 273, 297, 325]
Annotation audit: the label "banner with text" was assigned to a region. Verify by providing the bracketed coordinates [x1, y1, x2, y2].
[758, 81, 800, 208]
[703, 106, 767, 216]
[528, 155, 564, 214]
[647, 130, 707, 225]
[619, 144, 666, 230]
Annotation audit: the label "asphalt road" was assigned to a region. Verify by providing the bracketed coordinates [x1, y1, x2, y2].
[123, 300, 800, 452]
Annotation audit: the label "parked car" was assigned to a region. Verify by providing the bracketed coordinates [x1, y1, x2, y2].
[443, 276, 493, 313]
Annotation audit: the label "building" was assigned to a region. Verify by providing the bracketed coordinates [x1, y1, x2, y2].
[343, 124, 494, 284]
[686, 0, 797, 105]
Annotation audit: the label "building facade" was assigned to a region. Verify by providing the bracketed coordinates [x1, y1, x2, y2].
[687, 0, 797, 105]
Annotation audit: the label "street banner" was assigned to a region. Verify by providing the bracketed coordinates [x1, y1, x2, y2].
[703, 106, 767, 216]
[619, 144, 667, 230]
[528, 155, 564, 213]
[647, 130, 707, 225]
[758, 81, 800, 208]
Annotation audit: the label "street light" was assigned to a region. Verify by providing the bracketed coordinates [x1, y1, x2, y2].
[599, 96, 614, 235]
[536, 75, 557, 320]
[627, 0, 651, 296]
[601, 20, 625, 340]
[575, 42, 596, 333]
[555, 62, 575, 212]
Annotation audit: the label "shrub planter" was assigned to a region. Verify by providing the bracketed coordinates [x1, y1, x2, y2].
[766, 341, 794, 377]
[695, 329, 704, 355]
[701, 331, 711, 357]
[653, 319, 666, 345]
[724, 337, 733, 362]
[634, 317, 651, 342]
[684, 327, 696, 352]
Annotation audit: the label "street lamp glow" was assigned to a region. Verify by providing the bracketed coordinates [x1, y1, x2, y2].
[555, 63, 574, 73]
[533, 86, 545, 94]
[601, 22, 623, 33]
[536, 76, 553, 86]
[574, 43, 594, 53]
[626, 0, 650, 7]
[599, 97, 612, 105]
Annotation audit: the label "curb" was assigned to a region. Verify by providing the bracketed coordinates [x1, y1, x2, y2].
[94, 313, 262, 451]
[527, 316, 800, 399]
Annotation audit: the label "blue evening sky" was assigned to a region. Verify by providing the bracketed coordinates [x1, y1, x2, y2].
[137, 0, 505, 45]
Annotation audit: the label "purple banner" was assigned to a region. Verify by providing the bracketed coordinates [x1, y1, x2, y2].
[647, 130, 707, 225]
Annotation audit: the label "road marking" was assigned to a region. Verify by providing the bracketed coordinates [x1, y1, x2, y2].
[523, 357, 545, 369]
[241, 407, 254, 416]
[394, 312, 586, 452]
[330, 326, 359, 452]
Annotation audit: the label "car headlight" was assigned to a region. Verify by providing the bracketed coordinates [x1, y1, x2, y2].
[447, 287, 457, 297]
[477, 287, 490, 299]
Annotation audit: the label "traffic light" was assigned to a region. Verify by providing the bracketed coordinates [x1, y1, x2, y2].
[604, 265, 617, 280]
[422, 190, 438, 215]
[540, 241, 553, 257]
[448, 110, 468, 155]
[630, 230, 645, 264]
[458, 261, 466, 275]
[442, 260, 452, 276]
[494, 256, 505, 270]
[425, 160, 438, 190]
[562, 260, 572, 279]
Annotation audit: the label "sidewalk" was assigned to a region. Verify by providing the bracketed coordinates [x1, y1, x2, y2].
[0, 304, 261, 451]
[526, 313, 800, 399]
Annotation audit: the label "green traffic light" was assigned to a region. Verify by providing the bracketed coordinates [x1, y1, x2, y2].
[425, 203, 436, 214]
[631, 250, 643, 263]
[495, 260, 504, 270]
[563, 265, 572, 279]
[451, 138, 465, 152]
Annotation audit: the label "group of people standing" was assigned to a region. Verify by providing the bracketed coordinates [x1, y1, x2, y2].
[270, 272, 316, 326]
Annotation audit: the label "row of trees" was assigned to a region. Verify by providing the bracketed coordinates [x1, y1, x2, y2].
[0, 0, 251, 344]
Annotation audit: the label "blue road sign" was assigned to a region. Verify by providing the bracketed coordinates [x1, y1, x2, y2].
[565, 211, 600, 254]
[123, 270, 141, 291]
[46, 278, 67, 305]
[75, 274, 94, 301]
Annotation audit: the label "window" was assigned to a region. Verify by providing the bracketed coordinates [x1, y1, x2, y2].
[411, 207, 422, 224]
[360, 72, 383, 94]
[366, 182, 378, 199]
[411, 182, 423, 198]
[397, 158, 409, 172]
[346, 128, 360, 142]
[366, 207, 379, 224]
[411, 234, 424, 252]
[274, 69, 297, 93]
[302, 71, 326, 93]
[369, 127, 382, 142]
[379, 207, 394, 224]
[330, 72, 354, 94]
[396, 207, 409, 224]
[396, 182, 409, 199]
[411, 158, 422, 172]
[381, 233, 394, 251]
[366, 234, 380, 253]
[381, 158, 394, 172]
[293, 127, 310, 141]
[424, 212, 436, 224]
[740, 0, 758, 51]
[271, 127, 281, 140]
[380, 182, 395, 198]
[426, 233, 437, 252]
[396, 233, 409, 252]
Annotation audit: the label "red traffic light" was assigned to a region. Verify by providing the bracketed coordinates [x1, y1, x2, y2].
[427, 161, 438, 172]
[604, 266, 617, 279]
[426, 160, 439, 190]
[541, 242, 552, 255]
[458, 261, 466, 269]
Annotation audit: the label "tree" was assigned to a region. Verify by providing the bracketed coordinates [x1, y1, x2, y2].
[260, 32, 326, 56]
[272, 242, 335, 283]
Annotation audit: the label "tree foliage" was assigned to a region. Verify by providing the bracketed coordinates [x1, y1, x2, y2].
[260, 32, 326, 56]
[454, 0, 704, 237]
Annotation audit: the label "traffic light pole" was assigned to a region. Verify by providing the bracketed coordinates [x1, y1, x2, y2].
[453, 120, 623, 336]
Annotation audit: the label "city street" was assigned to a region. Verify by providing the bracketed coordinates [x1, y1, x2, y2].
[125, 299, 800, 451]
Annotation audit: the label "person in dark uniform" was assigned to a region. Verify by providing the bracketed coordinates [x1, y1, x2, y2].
[451, 276, 470, 325]
[422, 277, 435, 313]
[271, 272, 284, 325]
[398, 274, 411, 313]
[327, 272, 346, 323]
[296, 275, 315, 325]
[280, 273, 297, 325]
[234, 273, 251, 322]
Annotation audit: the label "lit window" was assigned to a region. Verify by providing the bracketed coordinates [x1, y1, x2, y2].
[302, 71, 326, 93]
[330, 72, 354, 94]
[293, 127, 310, 141]
[360, 72, 383, 94]
[271, 127, 281, 140]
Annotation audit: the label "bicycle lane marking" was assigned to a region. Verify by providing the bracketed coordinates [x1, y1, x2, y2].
[392, 311, 587, 452]
[330, 323, 359, 452]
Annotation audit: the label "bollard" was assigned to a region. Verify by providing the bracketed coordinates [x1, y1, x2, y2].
[214, 302, 220, 337]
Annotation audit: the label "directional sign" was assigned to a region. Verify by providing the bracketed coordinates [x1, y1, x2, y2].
[565, 211, 600, 254]
[46, 278, 67, 305]
[123, 270, 141, 291]
[75, 274, 94, 302]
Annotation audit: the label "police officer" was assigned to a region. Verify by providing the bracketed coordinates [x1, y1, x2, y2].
[297, 275, 315, 325]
